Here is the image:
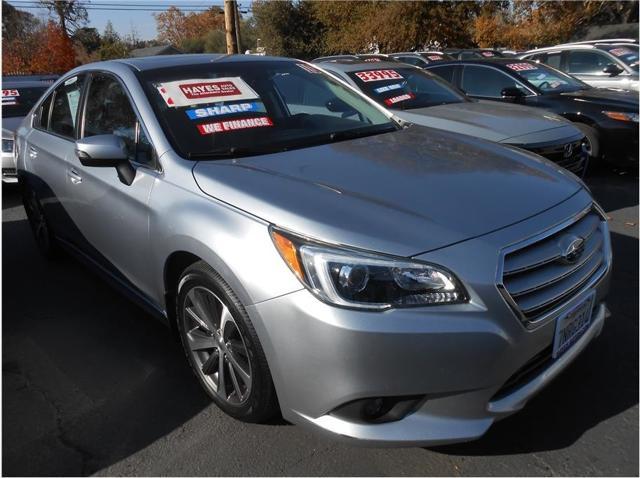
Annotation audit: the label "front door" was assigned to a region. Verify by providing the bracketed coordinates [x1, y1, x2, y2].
[64, 72, 159, 298]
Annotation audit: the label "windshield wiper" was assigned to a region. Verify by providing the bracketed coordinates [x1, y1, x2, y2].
[187, 146, 282, 160]
[328, 124, 398, 142]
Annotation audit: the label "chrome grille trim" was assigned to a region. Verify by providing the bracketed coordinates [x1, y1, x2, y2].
[497, 204, 611, 328]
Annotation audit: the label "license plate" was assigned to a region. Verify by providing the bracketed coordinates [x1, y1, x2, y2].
[552, 291, 596, 359]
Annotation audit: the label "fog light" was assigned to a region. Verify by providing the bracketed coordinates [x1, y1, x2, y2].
[331, 395, 424, 424]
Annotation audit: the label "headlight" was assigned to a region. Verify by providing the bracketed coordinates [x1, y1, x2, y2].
[602, 111, 639, 123]
[271, 229, 467, 310]
[2, 139, 14, 153]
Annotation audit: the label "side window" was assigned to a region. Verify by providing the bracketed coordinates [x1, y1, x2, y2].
[566, 50, 611, 74]
[461, 66, 523, 97]
[545, 52, 562, 69]
[49, 75, 85, 139]
[36, 92, 53, 130]
[460, 51, 478, 60]
[428, 65, 456, 84]
[83, 74, 153, 165]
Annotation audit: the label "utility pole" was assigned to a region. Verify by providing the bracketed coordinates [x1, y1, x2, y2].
[224, 0, 238, 54]
[234, 0, 242, 53]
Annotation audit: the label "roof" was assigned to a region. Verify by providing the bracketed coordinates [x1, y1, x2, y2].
[1, 79, 53, 88]
[318, 60, 416, 73]
[115, 53, 298, 71]
[312, 55, 359, 62]
[424, 58, 531, 68]
[129, 44, 183, 58]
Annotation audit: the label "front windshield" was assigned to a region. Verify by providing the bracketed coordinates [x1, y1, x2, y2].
[604, 46, 639, 71]
[347, 67, 466, 110]
[2, 86, 48, 118]
[139, 60, 396, 159]
[505, 62, 588, 93]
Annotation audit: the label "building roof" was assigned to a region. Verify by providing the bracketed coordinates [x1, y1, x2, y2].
[129, 45, 183, 58]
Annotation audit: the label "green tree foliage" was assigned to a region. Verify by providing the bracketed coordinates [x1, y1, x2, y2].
[98, 21, 129, 60]
[73, 27, 101, 53]
[252, 0, 325, 58]
[2, 0, 40, 41]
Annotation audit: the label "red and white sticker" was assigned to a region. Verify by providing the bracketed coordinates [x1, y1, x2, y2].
[354, 70, 403, 82]
[157, 77, 259, 108]
[384, 92, 415, 106]
[427, 55, 443, 61]
[196, 116, 273, 135]
[610, 47, 632, 57]
[296, 63, 321, 74]
[481, 51, 495, 57]
[507, 63, 538, 71]
[2, 89, 19, 97]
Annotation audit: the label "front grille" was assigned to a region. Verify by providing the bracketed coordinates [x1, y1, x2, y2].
[499, 207, 607, 325]
[529, 139, 586, 176]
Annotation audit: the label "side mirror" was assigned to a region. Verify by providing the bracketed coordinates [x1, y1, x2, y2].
[501, 86, 526, 101]
[75, 134, 136, 185]
[602, 63, 623, 77]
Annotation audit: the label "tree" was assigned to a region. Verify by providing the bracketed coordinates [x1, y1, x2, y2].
[73, 27, 101, 53]
[253, 0, 325, 58]
[2, 0, 40, 42]
[98, 21, 129, 60]
[39, 0, 88, 37]
[155, 6, 225, 49]
[30, 21, 77, 73]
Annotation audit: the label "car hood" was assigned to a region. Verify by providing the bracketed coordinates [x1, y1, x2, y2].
[2, 116, 24, 138]
[394, 100, 572, 143]
[557, 87, 639, 108]
[193, 126, 582, 257]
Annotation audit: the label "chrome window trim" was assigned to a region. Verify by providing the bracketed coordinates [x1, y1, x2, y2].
[495, 203, 612, 330]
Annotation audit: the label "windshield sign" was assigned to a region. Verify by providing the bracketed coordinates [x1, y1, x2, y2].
[139, 60, 396, 159]
[507, 62, 587, 93]
[349, 67, 466, 110]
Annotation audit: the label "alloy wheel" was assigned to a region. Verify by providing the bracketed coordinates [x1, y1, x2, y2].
[182, 286, 252, 404]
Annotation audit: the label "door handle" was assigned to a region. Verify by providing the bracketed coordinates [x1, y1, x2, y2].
[28, 146, 38, 159]
[67, 169, 82, 184]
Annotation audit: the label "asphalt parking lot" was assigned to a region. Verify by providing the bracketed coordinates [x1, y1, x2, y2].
[2, 166, 638, 477]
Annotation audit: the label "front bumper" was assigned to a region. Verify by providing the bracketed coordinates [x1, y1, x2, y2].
[247, 190, 611, 446]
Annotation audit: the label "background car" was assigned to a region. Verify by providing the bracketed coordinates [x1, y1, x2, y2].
[389, 51, 455, 67]
[313, 54, 399, 63]
[426, 58, 639, 168]
[520, 43, 639, 91]
[317, 60, 588, 175]
[444, 48, 505, 59]
[1, 78, 53, 183]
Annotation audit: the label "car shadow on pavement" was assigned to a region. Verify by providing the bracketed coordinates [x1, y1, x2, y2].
[2, 211, 212, 475]
[432, 230, 638, 456]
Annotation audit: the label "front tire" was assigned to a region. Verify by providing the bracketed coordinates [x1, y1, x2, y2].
[176, 261, 278, 422]
[574, 123, 601, 166]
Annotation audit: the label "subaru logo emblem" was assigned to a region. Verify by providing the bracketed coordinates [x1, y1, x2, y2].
[559, 235, 585, 264]
[563, 142, 574, 158]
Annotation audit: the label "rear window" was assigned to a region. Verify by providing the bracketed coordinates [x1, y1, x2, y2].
[348, 67, 466, 110]
[139, 60, 396, 159]
[1, 86, 48, 118]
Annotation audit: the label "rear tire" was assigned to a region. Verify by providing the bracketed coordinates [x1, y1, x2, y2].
[176, 261, 279, 422]
[21, 183, 60, 259]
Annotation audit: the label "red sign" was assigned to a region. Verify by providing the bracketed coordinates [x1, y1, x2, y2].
[506, 63, 538, 71]
[179, 81, 242, 100]
[197, 116, 273, 135]
[354, 70, 403, 82]
[2, 89, 19, 97]
[384, 93, 415, 106]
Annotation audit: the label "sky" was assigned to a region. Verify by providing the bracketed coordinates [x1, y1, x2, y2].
[7, 0, 252, 41]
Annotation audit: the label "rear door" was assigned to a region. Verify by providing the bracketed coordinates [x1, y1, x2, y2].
[22, 75, 87, 242]
[64, 71, 159, 297]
